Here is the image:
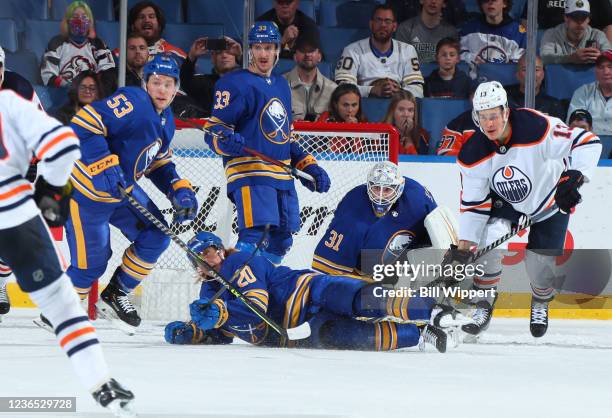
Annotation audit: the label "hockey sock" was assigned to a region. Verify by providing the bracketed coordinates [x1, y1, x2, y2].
[0, 259, 11, 279]
[319, 319, 420, 351]
[68, 265, 105, 300]
[117, 245, 156, 291]
[28, 274, 110, 392]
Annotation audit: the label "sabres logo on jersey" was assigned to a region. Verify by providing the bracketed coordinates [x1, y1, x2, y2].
[382, 230, 416, 264]
[260, 98, 290, 144]
[134, 139, 162, 180]
[492, 165, 532, 203]
[477, 46, 508, 64]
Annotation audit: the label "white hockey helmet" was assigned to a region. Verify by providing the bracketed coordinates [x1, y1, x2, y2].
[471, 81, 509, 127]
[367, 161, 405, 217]
[0, 46, 5, 88]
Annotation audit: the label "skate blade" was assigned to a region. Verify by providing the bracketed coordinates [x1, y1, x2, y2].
[438, 312, 476, 328]
[107, 398, 137, 417]
[95, 302, 137, 336]
[33, 318, 54, 334]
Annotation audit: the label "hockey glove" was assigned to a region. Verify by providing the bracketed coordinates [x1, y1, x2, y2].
[216, 132, 245, 157]
[300, 164, 331, 193]
[34, 176, 73, 227]
[189, 297, 221, 332]
[89, 155, 126, 199]
[555, 170, 584, 213]
[164, 321, 233, 345]
[440, 244, 474, 284]
[168, 182, 198, 224]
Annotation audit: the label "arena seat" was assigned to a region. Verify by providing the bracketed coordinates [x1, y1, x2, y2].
[361, 97, 391, 123]
[0, 0, 48, 32]
[255, 0, 316, 21]
[320, 0, 377, 28]
[51, 0, 114, 21]
[5, 50, 40, 85]
[186, 0, 244, 41]
[195, 57, 213, 75]
[127, 0, 183, 23]
[0, 19, 19, 53]
[599, 135, 612, 159]
[476, 63, 517, 86]
[95, 20, 120, 50]
[318, 27, 369, 62]
[544, 64, 596, 100]
[420, 98, 471, 153]
[164, 23, 225, 55]
[24, 19, 61, 60]
[33, 85, 68, 112]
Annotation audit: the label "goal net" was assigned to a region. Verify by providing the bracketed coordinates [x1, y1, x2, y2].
[92, 121, 399, 321]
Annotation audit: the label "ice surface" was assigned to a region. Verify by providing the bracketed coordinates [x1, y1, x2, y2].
[1, 309, 611, 418]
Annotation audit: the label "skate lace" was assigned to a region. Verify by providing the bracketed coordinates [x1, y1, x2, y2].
[531, 303, 548, 325]
[472, 306, 491, 326]
[423, 327, 438, 344]
[116, 295, 136, 314]
[0, 285, 8, 303]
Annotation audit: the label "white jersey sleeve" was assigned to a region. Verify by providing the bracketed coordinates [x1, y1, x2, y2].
[0, 90, 80, 228]
[458, 163, 492, 244]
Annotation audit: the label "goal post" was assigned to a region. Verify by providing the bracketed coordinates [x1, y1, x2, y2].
[88, 120, 399, 320]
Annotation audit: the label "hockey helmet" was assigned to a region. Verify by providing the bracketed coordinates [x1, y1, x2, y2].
[143, 54, 180, 84]
[367, 161, 405, 217]
[248, 22, 281, 46]
[472, 81, 508, 124]
[188, 232, 224, 255]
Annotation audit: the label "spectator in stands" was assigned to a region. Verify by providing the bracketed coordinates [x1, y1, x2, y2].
[383, 90, 430, 154]
[256, 0, 319, 59]
[318, 84, 367, 123]
[283, 35, 337, 121]
[386, 0, 467, 27]
[125, 34, 149, 87]
[52, 70, 103, 125]
[520, 0, 612, 39]
[425, 37, 472, 98]
[540, 0, 611, 65]
[128, 1, 187, 65]
[395, 0, 458, 63]
[568, 108, 593, 131]
[436, 109, 476, 155]
[568, 49, 612, 135]
[178, 37, 242, 118]
[335, 5, 424, 98]
[506, 54, 567, 120]
[41, 1, 115, 90]
[459, 0, 526, 68]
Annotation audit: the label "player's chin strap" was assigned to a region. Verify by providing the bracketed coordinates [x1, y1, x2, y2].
[176, 112, 315, 185]
[118, 186, 311, 341]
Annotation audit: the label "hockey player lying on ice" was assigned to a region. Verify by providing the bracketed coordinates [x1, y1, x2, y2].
[164, 232, 474, 353]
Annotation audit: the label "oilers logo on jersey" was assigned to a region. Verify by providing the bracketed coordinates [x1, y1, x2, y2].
[261, 98, 290, 144]
[492, 165, 532, 203]
[134, 139, 162, 180]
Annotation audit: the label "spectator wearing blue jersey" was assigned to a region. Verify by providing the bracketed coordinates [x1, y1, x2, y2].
[459, 0, 526, 68]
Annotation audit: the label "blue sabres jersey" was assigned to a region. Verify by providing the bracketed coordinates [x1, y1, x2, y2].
[199, 251, 317, 346]
[70, 87, 176, 202]
[312, 178, 437, 275]
[205, 69, 310, 193]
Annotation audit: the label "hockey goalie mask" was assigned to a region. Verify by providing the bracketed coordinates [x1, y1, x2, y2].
[367, 162, 405, 217]
[472, 81, 510, 140]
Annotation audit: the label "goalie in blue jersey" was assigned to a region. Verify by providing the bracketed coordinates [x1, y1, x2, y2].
[64, 55, 198, 334]
[312, 161, 459, 279]
[164, 232, 474, 353]
[203, 22, 331, 264]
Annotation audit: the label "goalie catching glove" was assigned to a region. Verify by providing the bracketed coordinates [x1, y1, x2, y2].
[34, 176, 73, 227]
[168, 180, 198, 224]
[555, 170, 584, 213]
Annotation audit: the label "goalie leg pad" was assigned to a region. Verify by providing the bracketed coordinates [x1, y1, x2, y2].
[424, 206, 459, 249]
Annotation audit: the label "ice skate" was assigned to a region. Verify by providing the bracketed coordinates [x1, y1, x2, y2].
[97, 273, 140, 335]
[92, 378, 136, 417]
[0, 281, 10, 315]
[430, 303, 475, 328]
[33, 313, 54, 333]
[530, 298, 549, 338]
[462, 293, 498, 336]
[419, 325, 447, 353]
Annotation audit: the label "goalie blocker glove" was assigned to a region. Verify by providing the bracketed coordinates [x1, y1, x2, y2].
[555, 170, 584, 213]
[33, 176, 73, 227]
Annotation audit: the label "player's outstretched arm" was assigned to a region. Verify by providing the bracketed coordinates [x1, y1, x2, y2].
[290, 143, 331, 193]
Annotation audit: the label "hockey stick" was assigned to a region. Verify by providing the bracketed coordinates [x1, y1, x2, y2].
[118, 186, 310, 340]
[175, 115, 315, 184]
[425, 203, 560, 289]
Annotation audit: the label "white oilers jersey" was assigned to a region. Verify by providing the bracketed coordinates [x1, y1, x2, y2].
[0, 91, 80, 229]
[334, 38, 424, 98]
[457, 108, 601, 244]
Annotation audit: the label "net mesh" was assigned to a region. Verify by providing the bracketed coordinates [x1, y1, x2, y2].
[103, 123, 397, 320]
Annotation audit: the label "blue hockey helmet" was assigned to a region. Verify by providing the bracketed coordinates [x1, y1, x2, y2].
[248, 21, 281, 46]
[143, 54, 180, 83]
[188, 232, 224, 256]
